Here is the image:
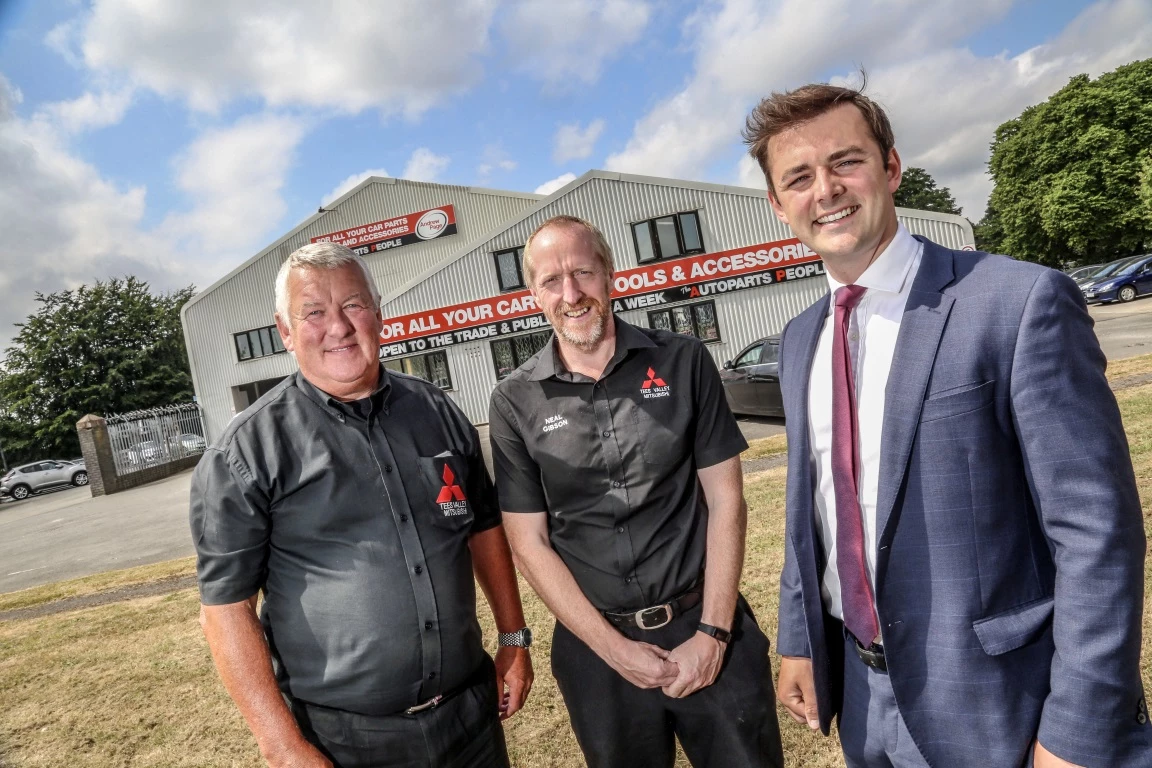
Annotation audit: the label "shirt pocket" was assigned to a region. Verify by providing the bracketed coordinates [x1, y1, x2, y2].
[416, 452, 475, 531]
[630, 403, 687, 465]
[920, 380, 996, 423]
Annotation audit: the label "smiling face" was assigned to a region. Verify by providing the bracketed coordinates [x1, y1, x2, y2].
[527, 223, 614, 353]
[765, 102, 902, 283]
[275, 263, 383, 400]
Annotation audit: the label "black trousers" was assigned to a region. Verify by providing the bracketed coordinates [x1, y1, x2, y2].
[551, 594, 784, 768]
[288, 657, 509, 768]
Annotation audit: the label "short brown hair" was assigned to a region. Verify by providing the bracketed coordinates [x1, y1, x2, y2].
[742, 80, 895, 197]
[522, 215, 614, 286]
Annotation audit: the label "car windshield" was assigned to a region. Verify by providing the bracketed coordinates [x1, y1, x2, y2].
[1092, 257, 1143, 280]
[1112, 258, 1150, 277]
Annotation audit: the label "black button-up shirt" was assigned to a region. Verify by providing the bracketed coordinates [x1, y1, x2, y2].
[489, 318, 747, 613]
[190, 366, 499, 716]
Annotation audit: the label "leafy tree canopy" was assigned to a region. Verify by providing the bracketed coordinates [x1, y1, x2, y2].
[0, 277, 196, 463]
[894, 167, 962, 215]
[980, 58, 1152, 267]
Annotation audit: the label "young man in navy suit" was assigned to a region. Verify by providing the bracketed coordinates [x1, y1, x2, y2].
[743, 83, 1148, 767]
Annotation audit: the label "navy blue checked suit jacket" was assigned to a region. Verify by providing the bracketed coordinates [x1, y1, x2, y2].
[777, 237, 1149, 767]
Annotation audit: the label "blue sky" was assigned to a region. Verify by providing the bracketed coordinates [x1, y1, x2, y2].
[0, 0, 1149, 350]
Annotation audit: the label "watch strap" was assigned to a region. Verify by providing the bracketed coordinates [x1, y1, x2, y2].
[697, 622, 732, 643]
[498, 627, 532, 647]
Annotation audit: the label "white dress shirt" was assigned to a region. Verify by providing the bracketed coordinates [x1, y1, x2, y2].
[808, 224, 924, 625]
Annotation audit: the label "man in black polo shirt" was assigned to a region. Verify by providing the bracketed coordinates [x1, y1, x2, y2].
[490, 216, 783, 767]
[191, 242, 533, 768]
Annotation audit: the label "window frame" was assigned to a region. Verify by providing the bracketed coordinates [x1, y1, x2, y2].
[383, 349, 454, 391]
[493, 246, 527, 292]
[647, 299, 722, 344]
[234, 324, 287, 362]
[631, 210, 705, 264]
[490, 330, 553, 381]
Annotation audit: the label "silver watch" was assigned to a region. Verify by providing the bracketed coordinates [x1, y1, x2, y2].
[498, 627, 533, 648]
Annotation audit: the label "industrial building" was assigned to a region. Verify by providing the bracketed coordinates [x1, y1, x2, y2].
[181, 171, 973, 438]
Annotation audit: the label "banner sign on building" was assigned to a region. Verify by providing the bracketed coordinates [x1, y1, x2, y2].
[312, 205, 458, 255]
[379, 236, 822, 359]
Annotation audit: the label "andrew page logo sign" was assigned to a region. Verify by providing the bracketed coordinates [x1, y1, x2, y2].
[378, 236, 823, 360]
[311, 205, 458, 255]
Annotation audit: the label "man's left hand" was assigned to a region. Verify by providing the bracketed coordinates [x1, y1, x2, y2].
[494, 646, 533, 720]
[662, 631, 726, 698]
[1034, 741, 1085, 768]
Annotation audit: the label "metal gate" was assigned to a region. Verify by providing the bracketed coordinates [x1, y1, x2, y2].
[106, 403, 207, 476]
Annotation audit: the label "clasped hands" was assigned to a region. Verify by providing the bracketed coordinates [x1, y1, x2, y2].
[606, 631, 726, 698]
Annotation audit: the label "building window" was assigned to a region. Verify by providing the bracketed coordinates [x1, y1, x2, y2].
[632, 211, 704, 263]
[234, 325, 286, 361]
[494, 247, 526, 291]
[648, 300, 721, 343]
[384, 350, 453, 390]
[491, 330, 552, 380]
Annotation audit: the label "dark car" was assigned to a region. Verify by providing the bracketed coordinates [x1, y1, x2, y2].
[1082, 254, 1152, 304]
[720, 336, 783, 417]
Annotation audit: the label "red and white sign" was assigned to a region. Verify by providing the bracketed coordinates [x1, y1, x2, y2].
[311, 205, 458, 254]
[378, 236, 820, 346]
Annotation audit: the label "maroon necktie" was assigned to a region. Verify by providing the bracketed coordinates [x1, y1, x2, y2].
[832, 284, 880, 646]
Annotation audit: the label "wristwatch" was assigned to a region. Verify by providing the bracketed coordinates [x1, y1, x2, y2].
[498, 627, 533, 648]
[696, 622, 732, 643]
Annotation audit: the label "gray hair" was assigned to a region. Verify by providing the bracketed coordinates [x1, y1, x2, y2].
[274, 242, 381, 322]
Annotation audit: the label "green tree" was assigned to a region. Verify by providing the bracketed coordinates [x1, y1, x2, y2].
[0, 277, 196, 461]
[982, 58, 1152, 267]
[895, 167, 962, 215]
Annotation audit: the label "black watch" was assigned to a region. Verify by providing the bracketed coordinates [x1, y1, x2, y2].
[498, 627, 533, 648]
[697, 622, 732, 643]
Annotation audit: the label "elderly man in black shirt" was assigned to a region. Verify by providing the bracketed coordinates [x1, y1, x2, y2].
[191, 242, 532, 768]
[489, 216, 783, 767]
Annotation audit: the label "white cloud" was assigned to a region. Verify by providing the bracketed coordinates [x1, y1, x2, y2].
[75, 0, 498, 116]
[476, 144, 517, 178]
[606, 0, 1152, 218]
[403, 148, 450, 182]
[38, 88, 134, 134]
[535, 172, 577, 195]
[501, 0, 650, 84]
[160, 114, 308, 257]
[321, 168, 391, 207]
[553, 119, 605, 164]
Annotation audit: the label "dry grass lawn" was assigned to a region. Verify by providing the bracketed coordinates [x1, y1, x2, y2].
[2, 354, 1151, 767]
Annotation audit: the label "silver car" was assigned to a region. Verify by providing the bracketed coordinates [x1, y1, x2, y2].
[1, 460, 89, 500]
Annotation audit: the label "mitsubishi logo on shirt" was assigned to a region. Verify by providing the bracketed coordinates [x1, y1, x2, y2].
[641, 367, 671, 399]
[435, 464, 469, 516]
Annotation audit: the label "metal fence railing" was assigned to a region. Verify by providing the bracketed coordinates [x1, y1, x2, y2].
[106, 403, 207, 476]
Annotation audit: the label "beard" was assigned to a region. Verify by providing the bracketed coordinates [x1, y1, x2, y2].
[544, 296, 610, 351]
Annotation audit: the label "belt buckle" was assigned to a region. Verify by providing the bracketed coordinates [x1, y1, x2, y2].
[853, 639, 887, 673]
[635, 604, 673, 630]
[404, 694, 443, 715]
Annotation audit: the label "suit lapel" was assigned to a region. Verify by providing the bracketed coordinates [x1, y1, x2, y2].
[875, 239, 956, 541]
[785, 294, 829, 553]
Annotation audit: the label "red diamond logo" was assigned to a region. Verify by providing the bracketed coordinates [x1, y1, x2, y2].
[641, 367, 667, 390]
[436, 464, 466, 503]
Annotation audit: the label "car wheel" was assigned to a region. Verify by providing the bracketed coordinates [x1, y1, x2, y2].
[11, 484, 30, 500]
[1117, 284, 1137, 303]
[72, 471, 89, 486]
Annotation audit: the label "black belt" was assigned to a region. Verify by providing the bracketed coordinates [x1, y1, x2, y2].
[603, 586, 702, 630]
[849, 634, 887, 673]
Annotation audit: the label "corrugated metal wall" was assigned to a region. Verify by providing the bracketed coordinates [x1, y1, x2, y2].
[381, 173, 973, 422]
[183, 179, 542, 441]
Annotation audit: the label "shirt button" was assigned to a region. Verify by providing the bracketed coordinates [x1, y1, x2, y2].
[849, 332, 859, 341]
[616, 526, 625, 533]
[612, 480, 623, 488]
[624, 576, 632, 584]
[400, 515, 408, 522]
[425, 621, 433, 630]
[602, 430, 611, 438]
[384, 464, 392, 472]
[414, 565, 423, 575]
[427, 671, 436, 680]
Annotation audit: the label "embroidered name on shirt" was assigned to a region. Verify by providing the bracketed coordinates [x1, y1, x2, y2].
[436, 464, 469, 516]
[641, 367, 671, 399]
[542, 413, 569, 433]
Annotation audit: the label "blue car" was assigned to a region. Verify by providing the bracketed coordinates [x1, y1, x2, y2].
[1081, 254, 1152, 304]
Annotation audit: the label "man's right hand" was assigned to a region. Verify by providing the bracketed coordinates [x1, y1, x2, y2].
[262, 737, 333, 768]
[604, 638, 680, 689]
[777, 655, 820, 730]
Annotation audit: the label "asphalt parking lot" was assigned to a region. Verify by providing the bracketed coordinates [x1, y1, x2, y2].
[1, 294, 1148, 595]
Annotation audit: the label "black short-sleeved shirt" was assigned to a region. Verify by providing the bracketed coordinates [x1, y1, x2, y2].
[190, 366, 500, 716]
[488, 318, 747, 613]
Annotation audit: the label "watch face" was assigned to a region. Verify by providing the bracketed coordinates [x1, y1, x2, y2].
[522, 627, 533, 646]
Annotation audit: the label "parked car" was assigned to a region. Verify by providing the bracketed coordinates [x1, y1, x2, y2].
[720, 336, 783, 416]
[1082, 253, 1152, 304]
[1064, 263, 1105, 285]
[122, 440, 167, 466]
[1, 460, 88, 500]
[167, 433, 207, 453]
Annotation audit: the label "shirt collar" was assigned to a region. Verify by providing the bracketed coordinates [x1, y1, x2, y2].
[527, 316, 656, 382]
[296, 364, 392, 417]
[823, 223, 920, 299]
